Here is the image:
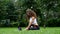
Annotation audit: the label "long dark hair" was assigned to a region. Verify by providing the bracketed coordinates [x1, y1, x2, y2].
[26, 9, 37, 20]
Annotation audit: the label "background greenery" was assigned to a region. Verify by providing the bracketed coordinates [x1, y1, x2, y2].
[0, 0, 60, 27]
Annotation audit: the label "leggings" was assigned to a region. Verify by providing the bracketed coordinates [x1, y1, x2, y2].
[28, 24, 40, 30]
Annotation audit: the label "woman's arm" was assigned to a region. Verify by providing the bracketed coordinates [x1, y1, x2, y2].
[26, 17, 35, 30]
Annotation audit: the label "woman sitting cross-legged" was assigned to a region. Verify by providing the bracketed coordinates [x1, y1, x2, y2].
[25, 9, 40, 30]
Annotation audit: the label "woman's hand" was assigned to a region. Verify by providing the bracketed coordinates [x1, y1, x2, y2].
[25, 27, 29, 30]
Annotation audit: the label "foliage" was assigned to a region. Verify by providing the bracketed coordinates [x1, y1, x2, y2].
[0, 0, 60, 27]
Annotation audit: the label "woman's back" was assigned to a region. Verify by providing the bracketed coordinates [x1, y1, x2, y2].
[30, 17, 38, 25]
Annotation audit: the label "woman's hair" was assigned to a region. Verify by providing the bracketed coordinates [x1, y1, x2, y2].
[26, 9, 37, 20]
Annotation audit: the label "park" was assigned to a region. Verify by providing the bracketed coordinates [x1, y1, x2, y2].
[0, 0, 60, 34]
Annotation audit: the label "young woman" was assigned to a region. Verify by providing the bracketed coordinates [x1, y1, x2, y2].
[25, 9, 40, 30]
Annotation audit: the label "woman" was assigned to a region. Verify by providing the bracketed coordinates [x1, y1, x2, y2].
[25, 9, 40, 30]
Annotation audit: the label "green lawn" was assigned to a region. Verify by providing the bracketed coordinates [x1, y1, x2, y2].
[0, 27, 60, 34]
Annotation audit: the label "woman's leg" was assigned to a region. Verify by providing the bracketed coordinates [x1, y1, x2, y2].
[28, 25, 40, 30]
[34, 25, 40, 30]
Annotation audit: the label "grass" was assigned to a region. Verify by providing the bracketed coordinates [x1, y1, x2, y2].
[0, 27, 60, 34]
